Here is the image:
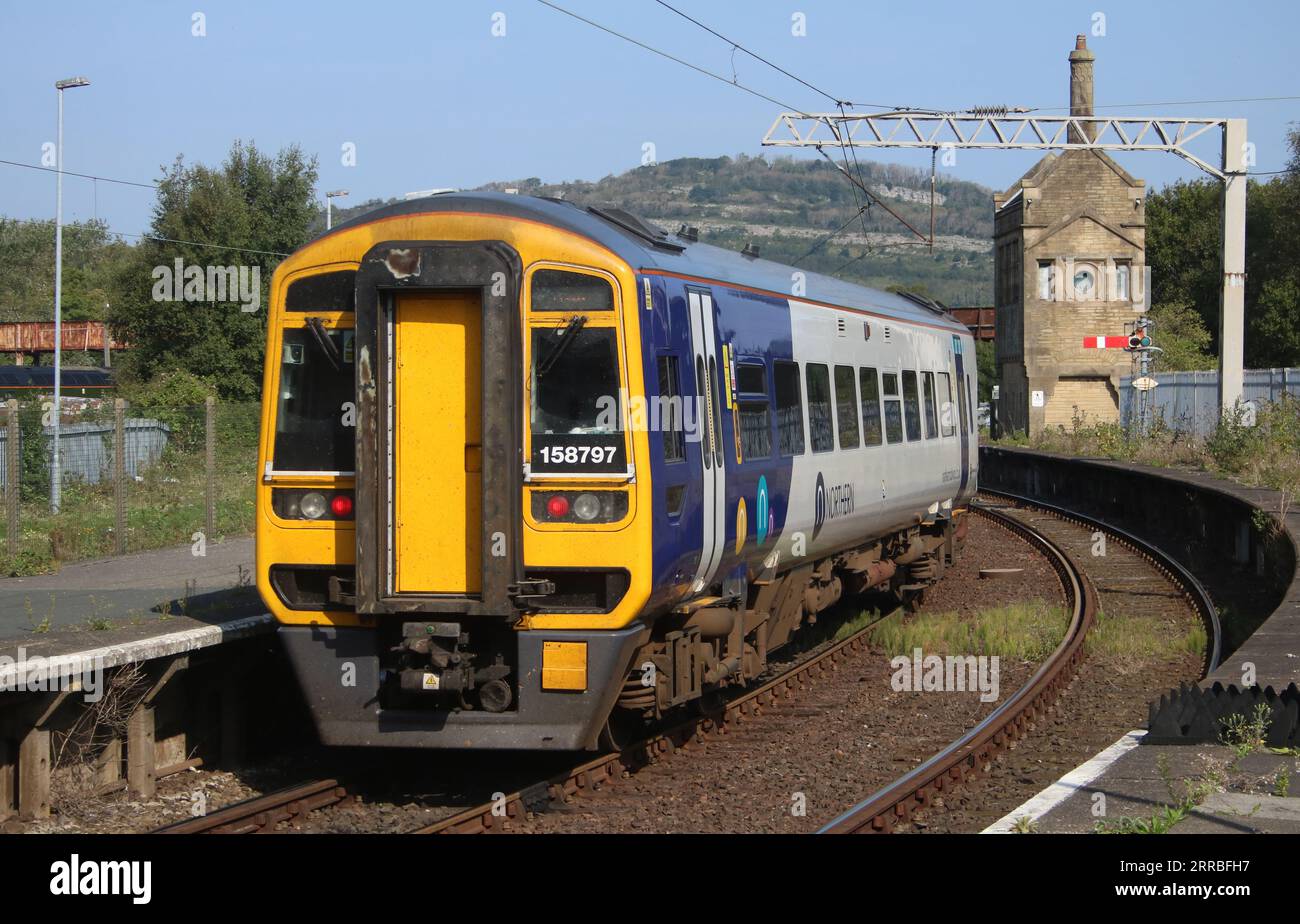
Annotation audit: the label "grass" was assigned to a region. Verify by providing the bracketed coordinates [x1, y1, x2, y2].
[1085, 608, 1207, 663]
[870, 598, 1069, 662]
[0, 402, 258, 576]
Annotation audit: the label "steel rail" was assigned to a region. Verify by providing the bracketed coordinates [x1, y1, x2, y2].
[979, 487, 1221, 676]
[154, 779, 347, 834]
[411, 608, 897, 834]
[817, 502, 1096, 833]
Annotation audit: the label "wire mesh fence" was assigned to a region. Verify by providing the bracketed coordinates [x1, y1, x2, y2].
[0, 397, 259, 574]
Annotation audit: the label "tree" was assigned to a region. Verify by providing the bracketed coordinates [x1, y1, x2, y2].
[0, 218, 132, 324]
[1145, 125, 1300, 369]
[975, 339, 996, 403]
[1149, 301, 1213, 371]
[108, 141, 318, 400]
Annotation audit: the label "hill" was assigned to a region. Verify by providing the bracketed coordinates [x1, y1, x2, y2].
[324, 154, 994, 305]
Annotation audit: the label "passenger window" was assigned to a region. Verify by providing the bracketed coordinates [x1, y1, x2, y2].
[739, 403, 771, 459]
[938, 372, 955, 437]
[860, 367, 882, 446]
[902, 371, 922, 442]
[922, 372, 938, 439]
[834, 365, 859, 449]
[774, 361, 805, 456]
[881, 372, 903, 444]
[736, 363, 766, 396]
[805, 363, 834, 453]
[736, 362, 771, 460]
[657, 355, 685, 463]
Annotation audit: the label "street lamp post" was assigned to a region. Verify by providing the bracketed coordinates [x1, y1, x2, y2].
[325, 189, 349, 230]
[52, 76, 90, 515]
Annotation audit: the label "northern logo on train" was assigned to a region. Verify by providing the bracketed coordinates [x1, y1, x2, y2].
[756, 475, 769, 546]
[813, 472, 826, 541]
[814, 472, 854, 543]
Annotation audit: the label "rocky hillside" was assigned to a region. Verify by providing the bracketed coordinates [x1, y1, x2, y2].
[325, 154, 995, 305]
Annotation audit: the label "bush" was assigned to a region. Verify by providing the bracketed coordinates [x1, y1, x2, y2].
[119, 370, 216, 454]
[18, 400, 50, 502]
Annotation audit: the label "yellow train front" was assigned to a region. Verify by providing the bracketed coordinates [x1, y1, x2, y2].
[258, 194, 656, 749]
[257, 192, 977, 750]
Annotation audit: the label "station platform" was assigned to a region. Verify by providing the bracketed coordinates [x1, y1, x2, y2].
[0, 536, 273, 682]
[985, 730, 1300, 834]
[979, 448, 1300, 834]
[0, 537, 257, 639]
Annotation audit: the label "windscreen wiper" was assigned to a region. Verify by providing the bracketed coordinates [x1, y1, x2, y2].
[305, 316, 341, 372]
[537, 315, 588, 379]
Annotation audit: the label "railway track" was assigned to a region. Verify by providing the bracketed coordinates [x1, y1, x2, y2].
[155, 779, 347, 834]
[819, 493, 1220, 833]
[408, 503, 1094, 834]
[158, 494, 1218, 835]
[154, 607, 902, 834]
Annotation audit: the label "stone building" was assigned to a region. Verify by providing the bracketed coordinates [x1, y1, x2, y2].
[993, 35, 1146, 436]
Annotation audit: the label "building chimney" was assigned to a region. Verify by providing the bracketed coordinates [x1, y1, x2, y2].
[1068, 34, 1097, 143]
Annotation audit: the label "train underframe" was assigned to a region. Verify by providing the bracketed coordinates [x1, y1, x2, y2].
[604, 513, 965, 744]
[278, 512, 964, 751]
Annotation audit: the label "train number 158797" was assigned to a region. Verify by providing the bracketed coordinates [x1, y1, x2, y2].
[537, 445, 619, 466]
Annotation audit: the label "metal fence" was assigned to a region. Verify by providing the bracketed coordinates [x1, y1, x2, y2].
[1120, 368, 1300, 436]
[1, 398, 260, 567]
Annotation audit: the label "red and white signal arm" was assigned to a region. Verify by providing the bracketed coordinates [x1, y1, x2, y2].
[1082, 335, 1129, 349]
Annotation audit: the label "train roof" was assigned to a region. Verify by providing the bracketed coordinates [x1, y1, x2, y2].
[324, 191, 969, 333]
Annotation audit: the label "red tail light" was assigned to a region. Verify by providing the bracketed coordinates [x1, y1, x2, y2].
[546, 495, 570, 518]
[331, 494, 353, 517]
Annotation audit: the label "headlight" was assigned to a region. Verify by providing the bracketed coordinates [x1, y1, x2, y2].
[572, 493, 601, 521]
[299, 492, 327, 519]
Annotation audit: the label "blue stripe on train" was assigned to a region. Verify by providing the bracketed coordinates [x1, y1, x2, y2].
[640, 274, 796, 615]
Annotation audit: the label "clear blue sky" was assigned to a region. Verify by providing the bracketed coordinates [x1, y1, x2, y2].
[2, 0, 1296, 237]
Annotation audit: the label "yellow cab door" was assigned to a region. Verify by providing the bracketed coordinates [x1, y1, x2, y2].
[393, 290, 482, 593]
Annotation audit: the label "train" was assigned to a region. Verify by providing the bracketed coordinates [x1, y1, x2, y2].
[0, 365, 114, 400]
[255, 191, 978, 751]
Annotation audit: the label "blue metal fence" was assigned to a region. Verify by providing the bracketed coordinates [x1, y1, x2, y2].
[1120, 368, 1300, 436]
[0, 419, 170, 489]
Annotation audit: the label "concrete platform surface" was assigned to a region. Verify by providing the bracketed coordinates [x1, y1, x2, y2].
[0, 537, 255, 641]
[986, 730, 1300, 835]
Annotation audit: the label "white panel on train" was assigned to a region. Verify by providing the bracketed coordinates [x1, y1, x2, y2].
[771, 298, 964, 569]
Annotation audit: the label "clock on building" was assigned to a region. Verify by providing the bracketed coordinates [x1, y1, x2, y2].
[1073, 264, 1097, 299]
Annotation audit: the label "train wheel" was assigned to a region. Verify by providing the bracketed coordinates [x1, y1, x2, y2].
[598, 710, 644, 752]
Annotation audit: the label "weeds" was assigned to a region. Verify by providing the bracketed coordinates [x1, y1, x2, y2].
[1220, 703, 1273, 761]
[1094, 754, 1224, 834]
[1010, 815, 1039, 834]
[49, 662, 149, 814]
[1274, 767, 1290, 798]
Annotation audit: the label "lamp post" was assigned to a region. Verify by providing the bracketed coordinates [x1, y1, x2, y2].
[52, 75, 90, 515]
[325, 189, 349, 230]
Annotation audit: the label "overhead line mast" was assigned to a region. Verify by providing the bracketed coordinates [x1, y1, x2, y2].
[760, 97, 1249, 414]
